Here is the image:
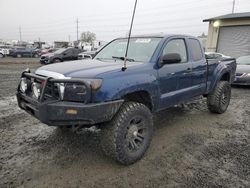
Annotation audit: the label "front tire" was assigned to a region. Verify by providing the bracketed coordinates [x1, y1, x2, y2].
[207, 81, 231, 114]
[52, 58, 62, 63]
[33, 54, 39, 58]
[17, 54, 22, 58]
[101, 102, 153, 165]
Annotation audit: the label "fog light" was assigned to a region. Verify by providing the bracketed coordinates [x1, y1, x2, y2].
[20, 78, 28, 93]
[65, 109, 78, 115]
[32, 83, 41, 99]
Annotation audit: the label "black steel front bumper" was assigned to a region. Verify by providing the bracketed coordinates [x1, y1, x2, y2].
[17, 93, 123, 126]
[17, 71, 124, 126]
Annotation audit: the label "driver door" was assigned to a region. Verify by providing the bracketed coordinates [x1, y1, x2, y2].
[158, 38, 193, 109]
[63, 49, 73, 61]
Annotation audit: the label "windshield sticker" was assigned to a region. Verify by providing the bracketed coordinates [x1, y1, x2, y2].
[135, 39, 151, 43]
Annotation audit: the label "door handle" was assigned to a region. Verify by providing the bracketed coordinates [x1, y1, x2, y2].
[183, 68, 192, 75]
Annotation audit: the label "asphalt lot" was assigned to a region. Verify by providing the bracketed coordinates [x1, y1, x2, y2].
[0, 59, 249, 188]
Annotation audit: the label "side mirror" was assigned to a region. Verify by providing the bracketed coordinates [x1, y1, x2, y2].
[160, 53, 181, 65]
[63, 53, 67, 56]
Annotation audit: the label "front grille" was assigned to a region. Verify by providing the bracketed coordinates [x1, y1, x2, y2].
[19, 72, 91, 104]
[41, 81, 60, 101]
[23, 77, 60, 102]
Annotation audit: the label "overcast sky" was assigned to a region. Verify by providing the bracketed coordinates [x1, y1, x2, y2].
[0, 0, 249, 43]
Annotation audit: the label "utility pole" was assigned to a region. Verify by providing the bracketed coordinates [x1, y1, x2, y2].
[68, 35, 71, 46]
[76, 18, 79, 44]
[232, 0, 236, 14]
[38, 37, 41, 48]
[19, 25, 22, 42]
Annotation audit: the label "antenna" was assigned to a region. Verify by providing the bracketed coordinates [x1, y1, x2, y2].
[122, 0, 138, 71]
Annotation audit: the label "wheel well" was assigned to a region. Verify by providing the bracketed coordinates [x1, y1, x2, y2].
[220, 72, 230, 81]
[123, 91, 153, 111]
[54, 58, 62, 61]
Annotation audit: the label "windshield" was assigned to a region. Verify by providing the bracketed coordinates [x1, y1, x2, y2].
[237, 56, 250, 65]
[54, 48, 67, 54]
[94, 37, 161, 62]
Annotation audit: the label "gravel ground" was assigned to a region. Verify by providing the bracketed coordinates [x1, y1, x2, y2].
[0, 62, 249, 188]
[0, 57, 39, 65]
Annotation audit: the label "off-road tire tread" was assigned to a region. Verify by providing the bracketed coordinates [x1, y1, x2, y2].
[207, 81, 231, 114]
[101, 102, 153, 165]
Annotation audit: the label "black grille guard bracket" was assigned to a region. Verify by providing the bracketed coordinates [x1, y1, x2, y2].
[20, 71, 92, 104]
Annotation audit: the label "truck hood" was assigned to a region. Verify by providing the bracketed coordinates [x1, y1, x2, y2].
[35, 59, 143, 78]
[236, 64, 250, 73]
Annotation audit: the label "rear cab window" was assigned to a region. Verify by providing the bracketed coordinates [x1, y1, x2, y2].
[188, 39, 204, 61]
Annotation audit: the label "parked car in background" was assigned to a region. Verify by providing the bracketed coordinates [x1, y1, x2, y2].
[9, 47, 40, 58]
[0, 45, 11, 56]
[233, 55, 250, 85]
[205, 52, 231, 59]
[39, 48, 58, 56]
[0, 48, 6, 58]
[78, 51, 97, 60]
[78, 45, 105, 60]
[40, 47, 83, 64]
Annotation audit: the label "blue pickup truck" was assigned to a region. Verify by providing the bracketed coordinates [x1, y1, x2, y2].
[17, 34, 236, 165]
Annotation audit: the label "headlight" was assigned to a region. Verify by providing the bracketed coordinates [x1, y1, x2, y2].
[20, 78, 28, 93]
[32, 82, 41, 99]
[62, 79, 102, 102]
[63, 83, 87, 102]
[246, 73, 250, 77]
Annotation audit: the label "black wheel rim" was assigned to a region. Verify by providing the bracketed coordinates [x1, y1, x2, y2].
[221, 87, 230, 109]
[125, 116, 147, 153]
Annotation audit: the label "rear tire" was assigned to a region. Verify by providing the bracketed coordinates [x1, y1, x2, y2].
[101, 102, 153, 165]
[207, 81, 231, 114]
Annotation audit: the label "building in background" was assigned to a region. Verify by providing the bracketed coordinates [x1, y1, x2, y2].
[203, 12, 250, 58]
[54, 41, 69, 48]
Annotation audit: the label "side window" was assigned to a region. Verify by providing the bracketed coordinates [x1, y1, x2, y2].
[162, 39, 187, 63]
[65, 49, 72, 54]
[189, 39, 203, 61]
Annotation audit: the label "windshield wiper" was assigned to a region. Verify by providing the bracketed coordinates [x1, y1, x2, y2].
[112, 56, 135, 62]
